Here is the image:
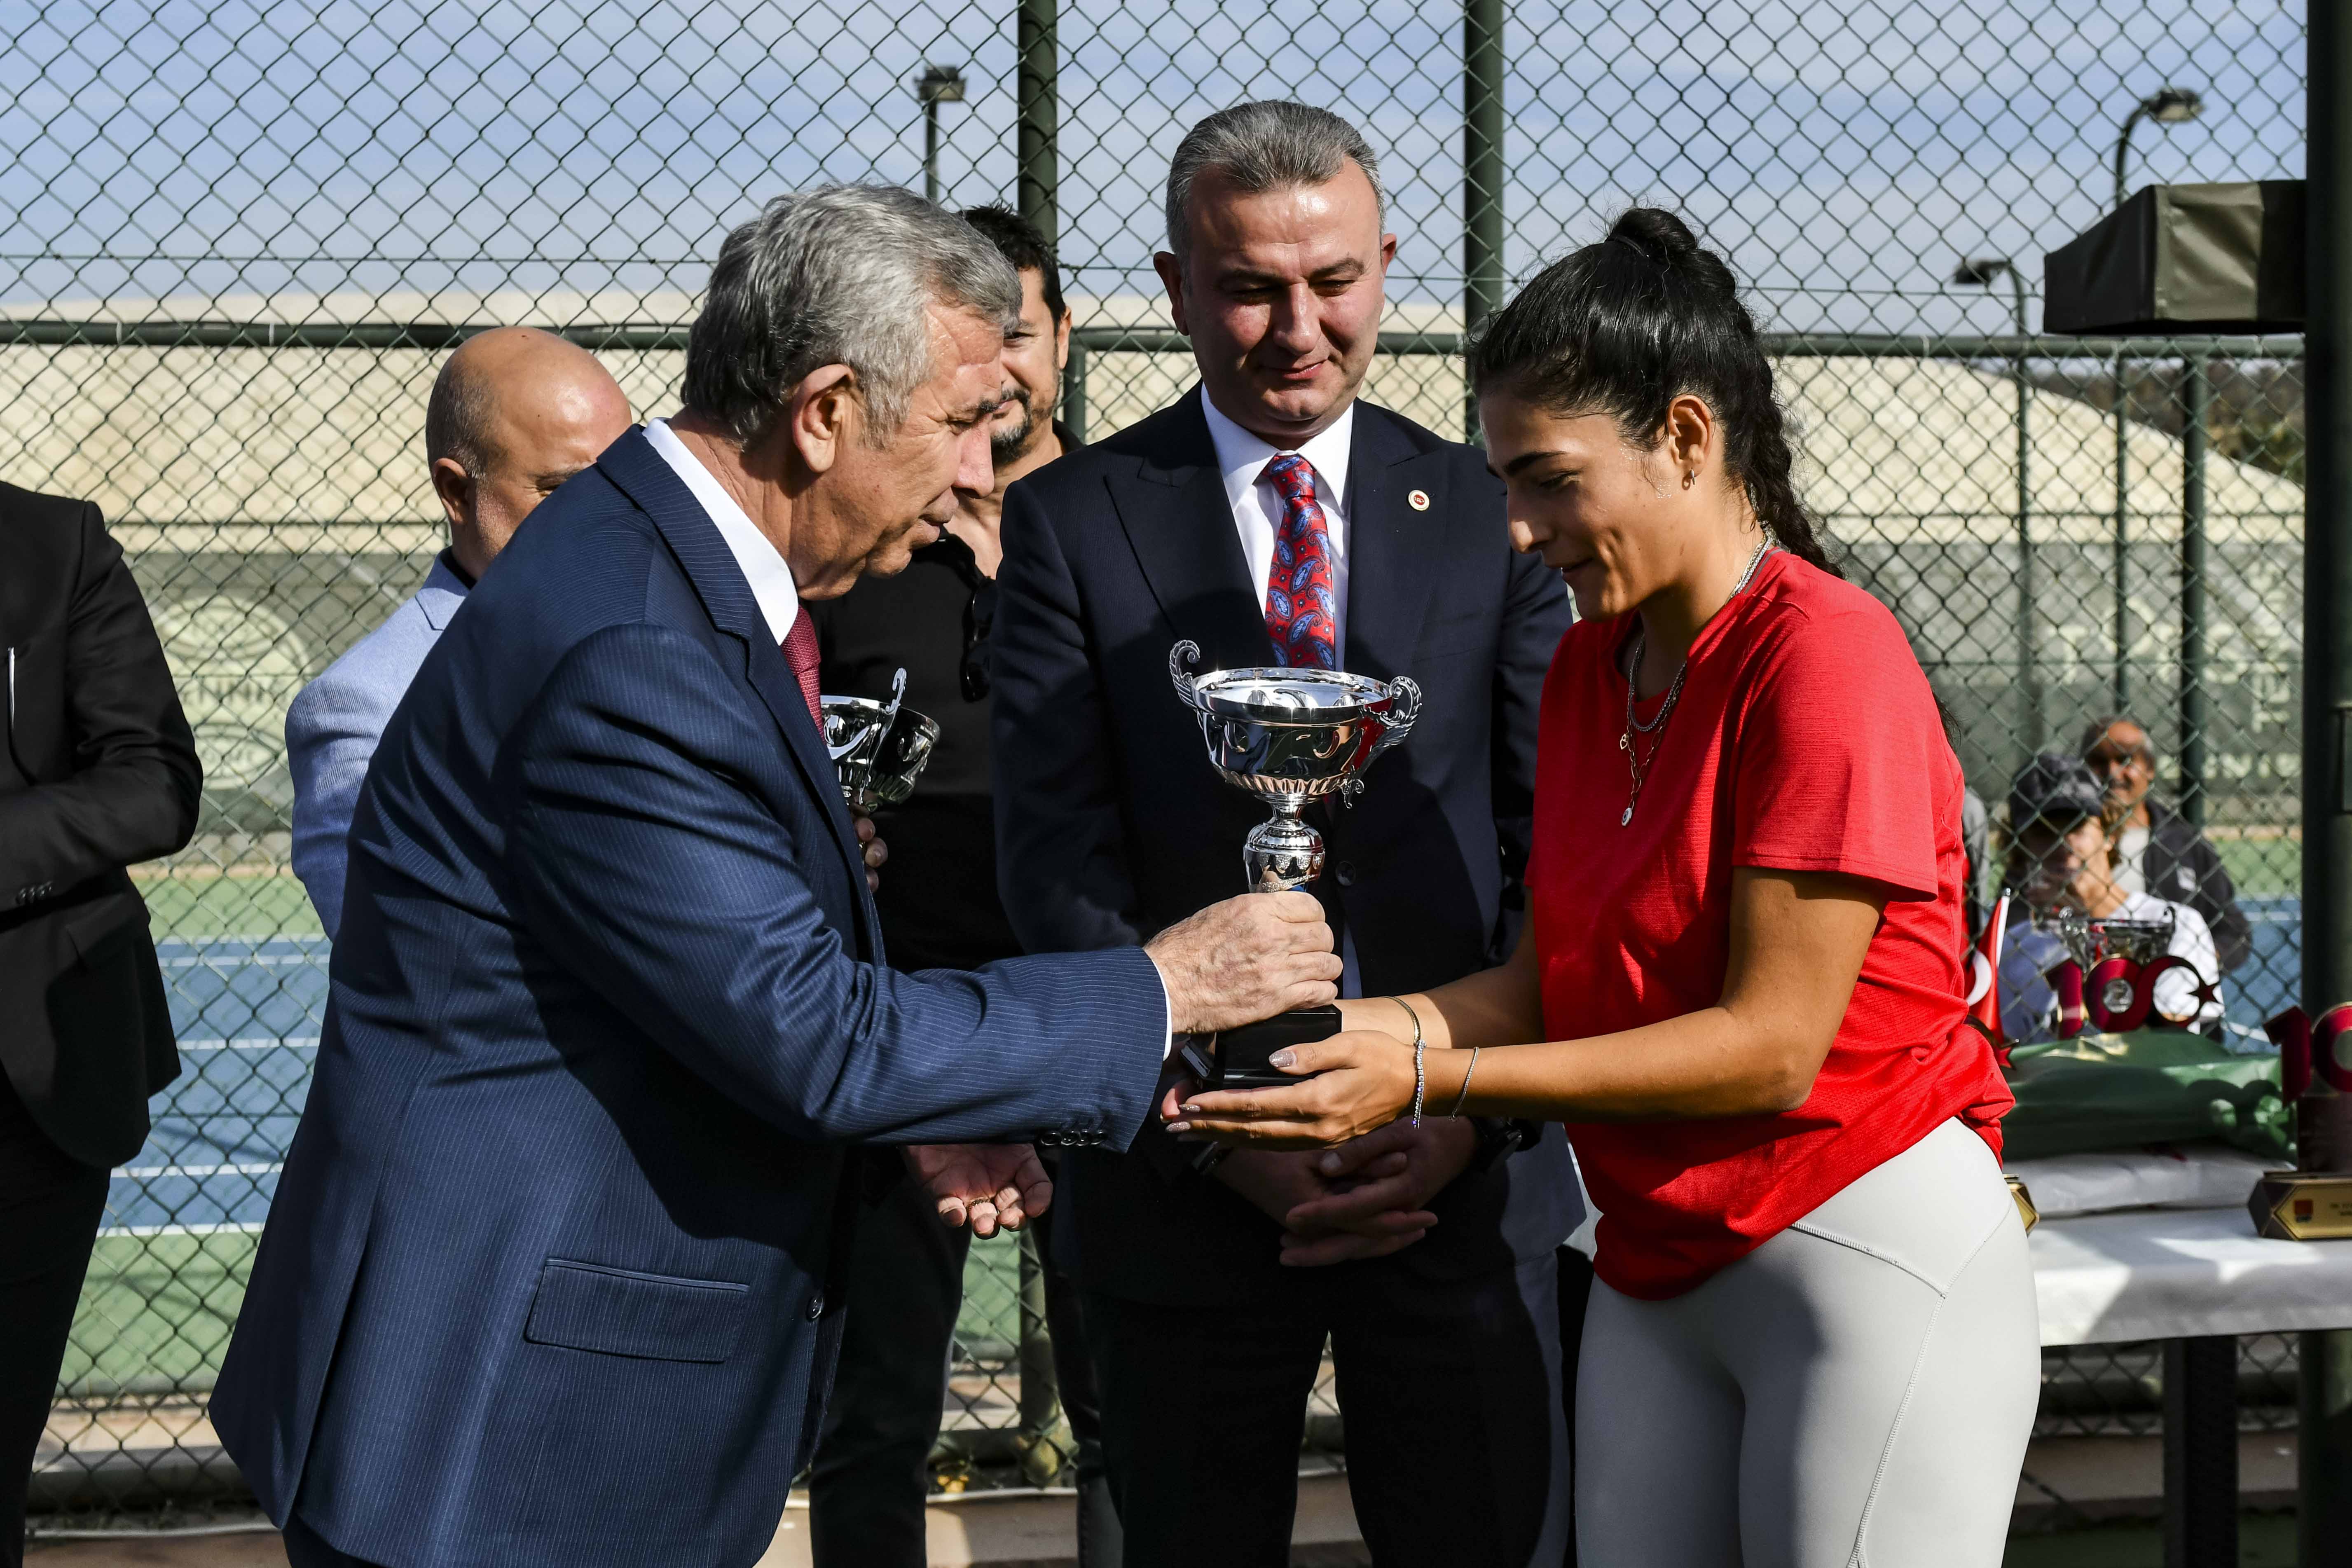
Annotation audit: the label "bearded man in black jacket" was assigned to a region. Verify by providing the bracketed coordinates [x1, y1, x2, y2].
[2080, 716, 2252, 973]
[0, 482, 200, 1562]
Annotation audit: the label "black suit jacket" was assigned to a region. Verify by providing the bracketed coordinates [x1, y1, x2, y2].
[2144, 800, 2254, 974]
[992, 391, 1580, 1306]
[0, 483, 200, 1168]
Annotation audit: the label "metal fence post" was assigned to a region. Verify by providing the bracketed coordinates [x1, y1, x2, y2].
[2162, 1335, 2239, 1567]
[2180, 356, 2207, 828]
[1014, 1230, 1067, 1486]
[1462, 0, 1505, 443]
[1064, 335, 1088, 444]
[2304, 6, 2352, 1563]
[1017, 0, 1058, 250]
[2015, 330, 2041, 752]
[2115, 351, 2132, 708]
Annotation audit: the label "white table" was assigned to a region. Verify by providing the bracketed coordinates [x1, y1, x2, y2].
[2032, 1205, 2352, 1346]
[2028, 1205, 2352, 1561]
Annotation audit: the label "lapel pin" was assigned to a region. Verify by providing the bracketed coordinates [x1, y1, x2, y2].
[1407, 489, 1430, 512]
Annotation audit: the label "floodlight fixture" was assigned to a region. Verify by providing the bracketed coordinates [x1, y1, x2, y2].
[915, 64, 967, 106]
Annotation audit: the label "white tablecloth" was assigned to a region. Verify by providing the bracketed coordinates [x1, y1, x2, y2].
[2032, 1205, 2352, 1345]
[2007, 1147, 2272, 1219]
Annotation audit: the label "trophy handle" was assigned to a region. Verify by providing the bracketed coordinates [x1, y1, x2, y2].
[882, 667, 908, 733]
[1168, 639, 1205, 709]
[1374, 675, 1422, 755]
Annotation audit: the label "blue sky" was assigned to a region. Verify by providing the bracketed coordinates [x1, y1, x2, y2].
[0, 0, 2305, 335]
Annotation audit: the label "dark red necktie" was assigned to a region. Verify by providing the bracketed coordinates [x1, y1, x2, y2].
[1261, 453, 1338, 670]
[781, 613, 824, 729]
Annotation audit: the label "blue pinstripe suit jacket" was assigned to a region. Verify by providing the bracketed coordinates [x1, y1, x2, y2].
[212, 429, 1168, 1568]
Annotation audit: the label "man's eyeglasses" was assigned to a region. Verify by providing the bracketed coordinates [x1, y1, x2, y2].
[960, 575, 997, 702]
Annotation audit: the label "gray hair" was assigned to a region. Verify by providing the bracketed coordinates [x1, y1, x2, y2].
[684, 184, 1022, 445]
[1164, 101, 1385, 265]
[2078, 714, 2157, 761]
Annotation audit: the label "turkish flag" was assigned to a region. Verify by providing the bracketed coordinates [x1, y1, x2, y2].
[1962, 894, 2012, 1067]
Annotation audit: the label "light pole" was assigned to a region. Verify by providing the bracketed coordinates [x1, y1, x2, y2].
[914, 63, 967, 205]
[2109, 85, 2205, 709]
[1463, 0, 1505, 442]
[1956, 256, 2039, 756]
[1016, 0, 1058, 248]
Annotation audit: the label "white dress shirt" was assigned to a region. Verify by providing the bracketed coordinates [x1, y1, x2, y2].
[644, 418, 801, 645]
[1200, 387, 1355, 665]
[1198, 388, 1366, 997]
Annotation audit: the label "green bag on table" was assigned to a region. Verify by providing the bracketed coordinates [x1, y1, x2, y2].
[1999, 1028, 2291, 1163]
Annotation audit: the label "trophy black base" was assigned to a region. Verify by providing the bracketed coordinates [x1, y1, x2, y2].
[2248, 1170, 2352, 1240]
[1199, 1005, 1340, 1091]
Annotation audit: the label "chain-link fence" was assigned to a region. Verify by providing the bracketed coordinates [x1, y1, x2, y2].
[5, 0, 2308, 1523]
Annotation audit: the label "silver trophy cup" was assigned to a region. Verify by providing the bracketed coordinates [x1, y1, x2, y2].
[2053, 908, 2179, 1016]
[820, 668, 942, 814]
[1168, 639, 1421, 892]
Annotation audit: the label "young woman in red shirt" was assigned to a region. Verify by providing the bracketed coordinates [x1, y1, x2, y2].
[1172, 209, 2035, 1566]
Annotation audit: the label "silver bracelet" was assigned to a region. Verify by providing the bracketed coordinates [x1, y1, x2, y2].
[1393, 997, 1428, 1129]
[1447, 1045, 1481, 1117]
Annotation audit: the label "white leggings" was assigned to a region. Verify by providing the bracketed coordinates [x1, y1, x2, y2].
[1575, 1119, 2040, 1568]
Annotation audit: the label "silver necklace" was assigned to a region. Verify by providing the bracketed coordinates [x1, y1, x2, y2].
[1617, 537, 1774, 827]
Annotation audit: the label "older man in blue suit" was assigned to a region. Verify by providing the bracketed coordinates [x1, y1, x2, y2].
[213, 185, 1341, 1568]
[286, 327, 634, 938]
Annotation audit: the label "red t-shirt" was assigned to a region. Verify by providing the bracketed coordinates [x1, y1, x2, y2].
[1530, 550, 2011, 1300]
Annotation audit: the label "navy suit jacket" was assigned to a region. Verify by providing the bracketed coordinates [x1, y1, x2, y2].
[213, 429, 1167, 1568]
[992, 393, 1582, 1307]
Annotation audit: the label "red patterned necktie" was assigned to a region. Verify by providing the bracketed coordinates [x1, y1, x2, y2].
[1260, 453, 1337, 670]
[780, 612, 824, 729]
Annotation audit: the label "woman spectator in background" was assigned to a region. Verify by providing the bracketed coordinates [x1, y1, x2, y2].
[1172, 208, 2036, 1567]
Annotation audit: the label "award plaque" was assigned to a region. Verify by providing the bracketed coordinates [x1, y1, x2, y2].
[2006, 1174, 2039, 1233]
[2248, 1172, 2352, 1240]
[819, 668, 941, 813]
[2247, 1010, 2352, 1238]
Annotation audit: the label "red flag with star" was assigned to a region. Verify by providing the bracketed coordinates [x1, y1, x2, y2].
[1963, 894, 2012, 1067]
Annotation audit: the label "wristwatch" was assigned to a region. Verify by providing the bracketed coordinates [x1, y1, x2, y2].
[1468, 1117, 1544, 1173]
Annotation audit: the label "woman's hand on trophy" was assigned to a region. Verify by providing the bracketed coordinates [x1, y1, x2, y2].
[854, 814, 888, 893]
[1143, 892, 1341, 1035]
[904, 1143, 1050, 1238]
[1165, 1029, 1421, 1147]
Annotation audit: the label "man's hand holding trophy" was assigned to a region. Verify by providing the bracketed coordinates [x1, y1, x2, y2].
[822, 662, 1348, 1230]
[1165, 639, 1418, 1088]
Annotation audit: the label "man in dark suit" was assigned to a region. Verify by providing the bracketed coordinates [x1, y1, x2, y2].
[992, 102, 1582, 1567]
[211, 185, 1338, 1568]
[0, 485, 201, 1565]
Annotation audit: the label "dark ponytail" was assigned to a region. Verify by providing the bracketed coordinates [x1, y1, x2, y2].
[1469, 207, 1840, 578]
